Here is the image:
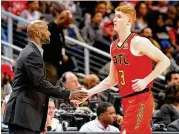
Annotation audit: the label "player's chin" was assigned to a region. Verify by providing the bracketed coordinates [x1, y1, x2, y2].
[134, 89, 140, 92]
[113, 27, 117, 31]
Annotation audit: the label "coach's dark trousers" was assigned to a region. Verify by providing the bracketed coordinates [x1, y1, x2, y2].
[9, 125, 40, 134]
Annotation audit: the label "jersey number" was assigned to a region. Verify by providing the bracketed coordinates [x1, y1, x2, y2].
[119, 70, 125, 85]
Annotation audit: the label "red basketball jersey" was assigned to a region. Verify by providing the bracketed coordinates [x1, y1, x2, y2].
[110, 33, 153, 96]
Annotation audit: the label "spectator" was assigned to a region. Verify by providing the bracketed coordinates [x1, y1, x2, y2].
[56, 72, 82, 107]
[154, 13, 173, 52]
[151, 1, 168, 14]
[2, 1, 27, 16]
[51, 1, 82, 26]
[72, 1, 83, 27]
[166, 53, 179, 71]
[1, 94, 10, 117]
[141, 27, 161, 49]
[94, 1, 106, 17]
[57, 0, 77, 14]
[43, 9, 73, 84]
[58, 71, 82, 91]
[38, 1, 53, 14]
[93, 20, 115, 53]
[83, 74, 100, 89]
[160, 84, 179, 126]
[165, 6, 177, 27]
[1, 65, 12, 130]
[167, 18, 179, 51]
[81, 12, 103, 44]
[18, 1, 41, 30]
[104, 1, 114, 21]
[45, 98, 63, 132]
[167, 119, 179, 132]
[51, 1, 66, 14]
[94, 1, 113, 34]
[165, 6, 179, 51]
[38, 1, 54, 23]
[1, 64, 14, 100]
[79, 102, 120, 132]
[90, 20, 115, 79]
[165, 70, 179, 85]
[64, 16, 85, 43]
[157, 70, 179, 109]
[11, 1, 42, 48]
[1, 93, 10, 132]
[132, 2, 148, 33]
[144, 1, 153, 12]
[117, 1, 126, 7]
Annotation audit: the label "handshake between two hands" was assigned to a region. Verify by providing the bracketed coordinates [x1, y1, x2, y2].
[69, 87, 91, 107]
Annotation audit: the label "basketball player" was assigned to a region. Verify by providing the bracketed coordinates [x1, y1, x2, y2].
[86, 5, 170, 134]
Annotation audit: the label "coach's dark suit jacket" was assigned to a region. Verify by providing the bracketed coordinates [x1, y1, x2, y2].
[3, 41, 71, 132]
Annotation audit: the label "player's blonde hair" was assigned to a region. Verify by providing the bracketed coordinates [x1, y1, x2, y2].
[115, 5, 136, 25]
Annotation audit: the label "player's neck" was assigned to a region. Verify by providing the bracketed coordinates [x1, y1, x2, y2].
[118, 29, 131, 43]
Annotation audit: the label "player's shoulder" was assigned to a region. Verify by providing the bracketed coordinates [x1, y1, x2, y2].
[131, 35, 150, 47]
[131, 35, 152, 50]
[110, 39, 119, 50]
[132, 35, 150, 44]
[111, 39, 119, 46]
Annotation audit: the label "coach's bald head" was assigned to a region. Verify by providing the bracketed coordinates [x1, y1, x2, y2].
[27, 20, 51, 46]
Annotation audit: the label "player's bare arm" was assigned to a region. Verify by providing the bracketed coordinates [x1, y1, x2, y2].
[131, 36, 170, 92]
[88, 60, 118, 96]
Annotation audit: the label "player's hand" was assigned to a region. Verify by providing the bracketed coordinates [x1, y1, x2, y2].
[69, 90, 88, 101]
[76, 88, 91, 105]
[87, 89, 95, 98]
[132, 79, 148, 92]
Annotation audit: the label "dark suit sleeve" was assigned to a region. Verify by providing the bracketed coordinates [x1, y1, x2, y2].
[25, 52, 70, 100]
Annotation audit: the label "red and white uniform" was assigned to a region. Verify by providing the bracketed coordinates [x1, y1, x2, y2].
[111, 33, 154, 134]
[110, 33, 153, 97]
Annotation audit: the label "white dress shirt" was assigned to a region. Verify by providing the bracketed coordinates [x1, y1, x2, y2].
[79, 119, 120, 132]
[30, 40, 44, 57]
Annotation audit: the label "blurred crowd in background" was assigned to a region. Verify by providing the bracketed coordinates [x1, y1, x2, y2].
[1, 0, 179, 133]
